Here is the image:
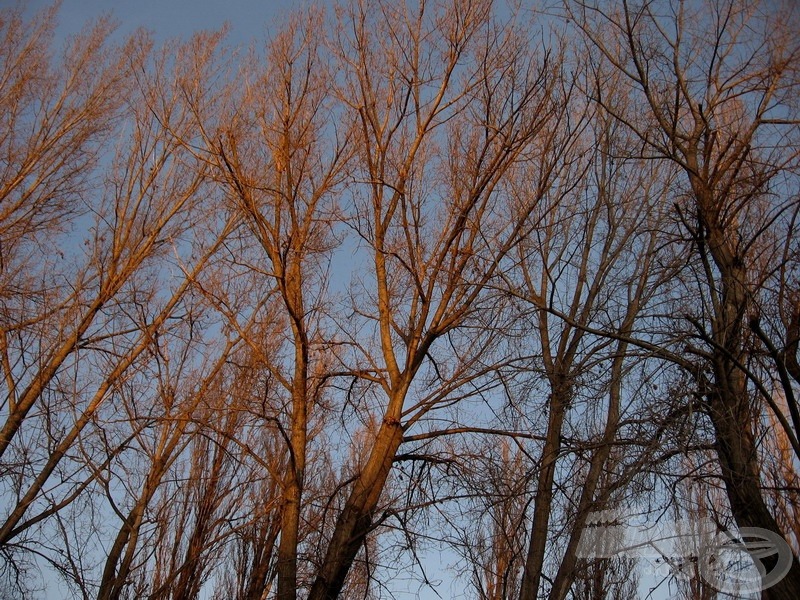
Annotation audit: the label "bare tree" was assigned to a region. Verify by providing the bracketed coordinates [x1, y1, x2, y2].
[300, 0, 564, 596]
[498, 58, 677, 599]
[569, 0, 800, 596]
[0, 13, 237, 594]
[0, 7, 130, 458]
[8, 1, 800, 598]
[200, 11, 350, 598]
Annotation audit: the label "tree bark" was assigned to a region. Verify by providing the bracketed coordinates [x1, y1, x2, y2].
[308, 412, 405, 600]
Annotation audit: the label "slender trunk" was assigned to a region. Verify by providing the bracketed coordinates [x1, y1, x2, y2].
[171, 438, 228, 600]
[276, 467, 302, 600]
[276, 370, 307, 600]
[98, 477, 157, 600]
[519, 379, 570, 600]
[549, 342, 626, 600]
[276, 254, 308, 600]
[243, 520, 280, 600]
[98, 417, 193, 599]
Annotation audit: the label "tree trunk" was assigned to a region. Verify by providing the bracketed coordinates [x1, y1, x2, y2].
[702, 215, 800, 599]
[308, 414, 404, 600]
[519, 380, 570, 600]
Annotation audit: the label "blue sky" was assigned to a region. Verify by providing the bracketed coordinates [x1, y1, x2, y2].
[20, 0, 300, 44]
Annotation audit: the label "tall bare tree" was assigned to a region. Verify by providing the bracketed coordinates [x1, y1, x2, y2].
[569, 0, 800, 596]
[201, 11, 350, 598]
[302, 0, 564, 596]
[496, 57, 677, 599]
[0, 12, 237, 594]
[8, 1, 800, 597]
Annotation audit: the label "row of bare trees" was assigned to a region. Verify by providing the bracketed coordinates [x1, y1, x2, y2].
[1, 0, 799, 598]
